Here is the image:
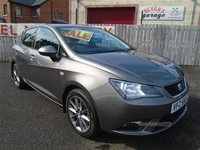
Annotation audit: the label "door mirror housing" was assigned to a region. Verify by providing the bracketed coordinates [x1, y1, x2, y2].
[38, 45, 57, 61]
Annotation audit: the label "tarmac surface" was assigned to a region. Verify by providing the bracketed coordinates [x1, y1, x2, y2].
[0, 62, 200, 150]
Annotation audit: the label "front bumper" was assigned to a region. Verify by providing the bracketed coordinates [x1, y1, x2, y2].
[110, 104, 187, 135]
[90, 81, 189, 135]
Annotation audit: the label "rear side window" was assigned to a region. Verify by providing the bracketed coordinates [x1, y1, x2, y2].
[22, 28, 37, 48]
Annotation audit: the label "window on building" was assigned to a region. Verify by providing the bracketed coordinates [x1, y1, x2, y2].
[15, 6, 22, 16]
[4, 4, 8, 15]
[58, 13, 63, 20]
[32, 7, 39, 17]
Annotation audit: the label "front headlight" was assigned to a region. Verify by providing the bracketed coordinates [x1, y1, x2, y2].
[109, 79, 162, 100]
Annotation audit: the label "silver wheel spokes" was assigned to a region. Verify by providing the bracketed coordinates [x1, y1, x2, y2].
[68, 96, 90, 133]
[13, 67, 20, 86]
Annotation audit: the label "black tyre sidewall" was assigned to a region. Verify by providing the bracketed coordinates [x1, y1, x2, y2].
[12, 64, 26, 89]
[66, 89, 100, 138]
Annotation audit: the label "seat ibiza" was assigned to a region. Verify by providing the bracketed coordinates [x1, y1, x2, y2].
[11, 24, 189, 138]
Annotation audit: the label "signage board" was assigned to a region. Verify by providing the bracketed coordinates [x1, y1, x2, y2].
[140, 6, 185, 20]
[0, 24, 115, 36]
[0, 23, 34, 36]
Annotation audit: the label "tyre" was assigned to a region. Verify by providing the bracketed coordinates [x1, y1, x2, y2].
[12, 64, 26, 89]
[66, 89, 101, 138]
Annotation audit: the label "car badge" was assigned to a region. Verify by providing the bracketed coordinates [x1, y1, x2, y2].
[177, 83, 182, 91]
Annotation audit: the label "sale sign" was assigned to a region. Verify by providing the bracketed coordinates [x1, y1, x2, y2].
[61, 30, 93, 41]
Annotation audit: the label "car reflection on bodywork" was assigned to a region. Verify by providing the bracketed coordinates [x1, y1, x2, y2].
[11, 24, 189, 138]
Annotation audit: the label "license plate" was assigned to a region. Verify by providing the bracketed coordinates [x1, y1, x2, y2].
[171, 94, 189, 114]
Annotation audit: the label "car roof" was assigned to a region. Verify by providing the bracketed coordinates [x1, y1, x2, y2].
[26, 24, 99, 33]
[32, 24, 96, 29]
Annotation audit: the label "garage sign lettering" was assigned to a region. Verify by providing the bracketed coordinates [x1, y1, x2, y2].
[140, 6, 185, 21]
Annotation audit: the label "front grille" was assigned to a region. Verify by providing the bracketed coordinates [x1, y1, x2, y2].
[164, 79, 186, 97]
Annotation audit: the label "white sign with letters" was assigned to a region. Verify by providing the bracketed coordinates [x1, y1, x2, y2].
[140, 6, 185, 20]
[0, 24, 115, 36]
[0, 23, 35, 36]
[94, 26, 115, 34]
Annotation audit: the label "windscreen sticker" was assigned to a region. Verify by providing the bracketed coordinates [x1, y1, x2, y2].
[61, 30, 93, 41]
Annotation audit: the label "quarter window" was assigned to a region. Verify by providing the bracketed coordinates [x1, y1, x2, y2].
[22, 28, 37, 48]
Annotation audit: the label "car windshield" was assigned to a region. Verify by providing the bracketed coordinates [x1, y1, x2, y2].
[57, 27, 132, 54]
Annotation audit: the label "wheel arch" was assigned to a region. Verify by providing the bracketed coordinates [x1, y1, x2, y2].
[62, 81, 98, 115]
[64, 85, 101, 137]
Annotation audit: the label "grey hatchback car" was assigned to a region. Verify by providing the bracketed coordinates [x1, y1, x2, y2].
[11, 24, 189, 138]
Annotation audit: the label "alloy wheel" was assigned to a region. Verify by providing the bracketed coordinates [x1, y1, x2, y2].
[68, 95, 91, 133]
[13, 65, 21, 87]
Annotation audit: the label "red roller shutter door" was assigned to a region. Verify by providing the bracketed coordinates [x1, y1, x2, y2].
[87, 7, 136, 24]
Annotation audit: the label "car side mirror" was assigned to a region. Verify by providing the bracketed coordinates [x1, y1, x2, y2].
[38, 45, 57, 61]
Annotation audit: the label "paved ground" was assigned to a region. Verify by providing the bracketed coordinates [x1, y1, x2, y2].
[0, 62, 200, 150]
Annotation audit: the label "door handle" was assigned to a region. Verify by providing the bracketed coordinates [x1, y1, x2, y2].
[30, 55, 34, 60]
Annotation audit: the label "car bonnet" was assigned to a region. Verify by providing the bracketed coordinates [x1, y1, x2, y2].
[75, 50, 184, 86]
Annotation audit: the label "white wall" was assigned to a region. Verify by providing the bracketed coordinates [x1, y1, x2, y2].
[70, 0, 200, 25]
